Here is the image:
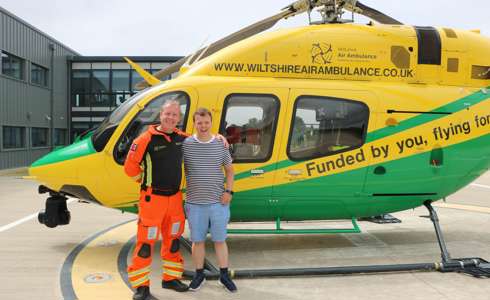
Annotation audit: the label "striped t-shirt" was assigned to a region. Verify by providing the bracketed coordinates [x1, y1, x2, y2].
[183, 135, 233, 204]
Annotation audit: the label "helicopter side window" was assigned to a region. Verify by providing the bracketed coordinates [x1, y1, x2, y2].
[219, 94, 279, 163]
[113, 91, 190, 164]
[287, 96, 369, 161]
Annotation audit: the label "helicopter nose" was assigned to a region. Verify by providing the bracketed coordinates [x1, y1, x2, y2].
[31, 137, 96, 169]
[29, 138, 97, 188]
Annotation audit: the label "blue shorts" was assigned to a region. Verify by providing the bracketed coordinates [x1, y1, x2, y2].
[184, 202, 230, 242]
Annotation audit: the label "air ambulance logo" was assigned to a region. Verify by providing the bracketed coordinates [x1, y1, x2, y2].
[311, 43, 333, 64]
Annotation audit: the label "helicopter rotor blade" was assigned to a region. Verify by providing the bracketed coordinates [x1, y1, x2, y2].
[349, 1, 403, 25]
[140, 10, 290, 89]
[137, 0, 313, 89]
[138, 1, 402, 89]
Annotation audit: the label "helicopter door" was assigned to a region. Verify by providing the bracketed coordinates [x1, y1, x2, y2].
[272, 89, 378, 220]
[362, 109, 444, 200]
[217, 89, 287, 221]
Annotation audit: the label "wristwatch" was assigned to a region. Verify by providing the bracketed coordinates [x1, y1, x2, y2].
[225, 189, 234, 195]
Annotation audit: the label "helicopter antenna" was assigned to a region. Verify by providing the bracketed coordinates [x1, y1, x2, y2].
[307, 0, 312, 24]
[192, 42, 212, 65]
[182, 36, 210, 68]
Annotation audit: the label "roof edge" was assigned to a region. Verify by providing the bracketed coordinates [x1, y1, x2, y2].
[0, 5, 81, 55]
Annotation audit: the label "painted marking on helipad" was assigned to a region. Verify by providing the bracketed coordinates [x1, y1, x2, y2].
[470, 183, 490, 190]
[84, 273, 113, 283]
[0, 198, 76, 233]
[61, 219, 136, 300]
[59, 200, 489, 299]
[433, 202, 490, 214]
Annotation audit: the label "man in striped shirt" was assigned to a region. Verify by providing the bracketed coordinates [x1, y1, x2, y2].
[183, 107, 237, 292]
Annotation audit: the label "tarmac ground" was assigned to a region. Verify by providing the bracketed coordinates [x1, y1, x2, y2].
[0, 168, 489, 300]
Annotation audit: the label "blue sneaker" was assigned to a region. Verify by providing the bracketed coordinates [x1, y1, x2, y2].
[189, 273, 206, 291]
[219, 274, 237, 293]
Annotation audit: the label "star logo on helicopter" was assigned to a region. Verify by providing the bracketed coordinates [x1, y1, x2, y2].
[311, 42, 333, 64]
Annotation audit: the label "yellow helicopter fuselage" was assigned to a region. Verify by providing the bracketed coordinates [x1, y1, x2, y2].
[30, 23, 490, 221]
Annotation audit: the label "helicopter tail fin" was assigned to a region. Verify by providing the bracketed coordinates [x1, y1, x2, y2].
[123, 57, 161, 87]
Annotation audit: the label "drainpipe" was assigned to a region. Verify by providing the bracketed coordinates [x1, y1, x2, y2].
[67, 56, 73, 144]
[49, 43, 55, 149]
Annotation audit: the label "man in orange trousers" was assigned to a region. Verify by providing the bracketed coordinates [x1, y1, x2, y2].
[124, 100, 189, 300]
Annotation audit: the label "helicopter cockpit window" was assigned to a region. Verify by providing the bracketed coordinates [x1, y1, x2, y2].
[113, 91, 190, 164]
[91, 88, 155, 152]
[287, 96, 369, 161]
[219, 94, 279, 163]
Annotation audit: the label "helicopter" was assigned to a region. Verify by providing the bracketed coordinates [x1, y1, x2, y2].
[29, 0, 489, 277]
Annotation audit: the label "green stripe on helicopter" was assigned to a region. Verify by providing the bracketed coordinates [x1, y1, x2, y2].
[366, 87, 490, 143]
[117, 133, 490, 218]
[30, 137, 96, 167]
[235, 133, 490, 221]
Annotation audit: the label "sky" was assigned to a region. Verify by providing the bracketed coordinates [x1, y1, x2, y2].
[1, 0, 489, 56]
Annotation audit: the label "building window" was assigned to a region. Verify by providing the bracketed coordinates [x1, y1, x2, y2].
[31, 127, 49, 147]
[130, 68, 153, 92]
[112, 69, 130, 93]
[92, 70, 110, 93]
[1, 51, 25, 80]
[3, 126, 26, 149]
[31, 63, 49, 86]
[72, 70, 91, 93]
[71, 94, 92, 107]
[54, 129, 67, 146]
[92, 93, 113, 107]
[287, 96, 369, 161]
[219, 94, 279, 163]
[131, 69, 144, 92]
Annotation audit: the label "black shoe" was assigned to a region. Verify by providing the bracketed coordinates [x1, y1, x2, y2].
[189, 273, 206, 291]
[219, 275, 237, 293]
[133, 286, 150, 300]
[162, 279, 189, 292]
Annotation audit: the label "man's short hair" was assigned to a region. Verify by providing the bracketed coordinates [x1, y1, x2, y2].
[193, 107, 212, 122]
[161, 100, 180, 112]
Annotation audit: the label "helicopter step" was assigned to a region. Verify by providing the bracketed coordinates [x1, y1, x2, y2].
[358, 214, 402, 224]
[227, 217, 361, 234]
[37, 185, 71, 228]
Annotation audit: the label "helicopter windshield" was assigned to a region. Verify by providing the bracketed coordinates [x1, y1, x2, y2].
[91, 88, 155, 152]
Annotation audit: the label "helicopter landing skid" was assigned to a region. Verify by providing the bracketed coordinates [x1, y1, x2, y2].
[179, 201, 489, 279]
[227, 217, 361, 234]
[438, 257, 490, 278]
[423, 200, 490, 278]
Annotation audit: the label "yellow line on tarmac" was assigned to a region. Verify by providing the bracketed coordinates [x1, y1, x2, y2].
[71, 220, 136, 299]
[433, 203, 490, 214]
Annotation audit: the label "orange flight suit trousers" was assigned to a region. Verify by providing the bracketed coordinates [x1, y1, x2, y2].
[127, 188, 185, 288]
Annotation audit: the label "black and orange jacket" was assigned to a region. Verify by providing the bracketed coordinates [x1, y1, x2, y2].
[124, 125, 189, 195]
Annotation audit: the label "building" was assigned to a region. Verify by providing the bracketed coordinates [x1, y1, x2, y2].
[0, 6, 181, 170]
[0, 6, 78, 170]
[69, 56, 180, 140]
